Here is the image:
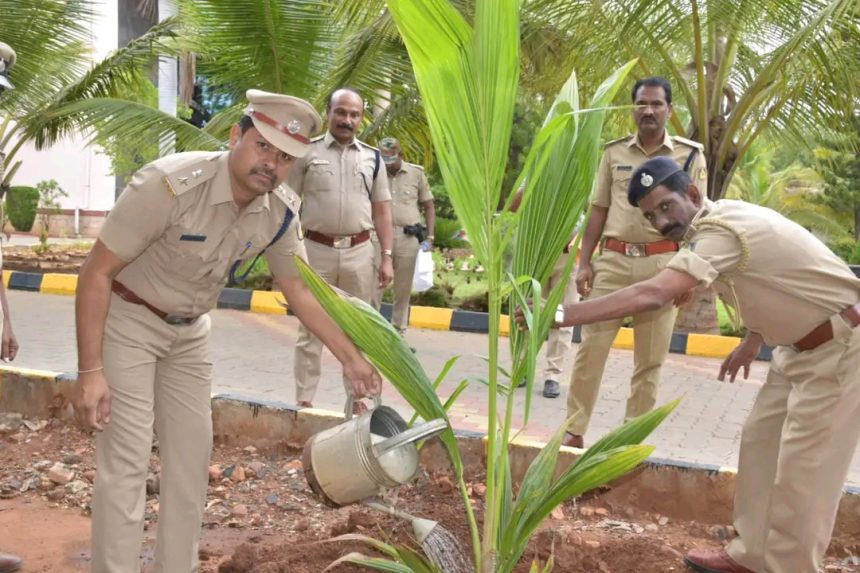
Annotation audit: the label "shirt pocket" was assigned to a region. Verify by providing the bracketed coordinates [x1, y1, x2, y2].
[163, 226, 217, 281]
[396, 182, 419, 204]
[356, 163, 376, 198]
[305, 161, 335, 192]
[611, 168, 633, 198]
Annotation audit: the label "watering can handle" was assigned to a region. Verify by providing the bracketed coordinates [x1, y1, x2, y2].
[373, 418, 449, 458]
[344, 394, 383, 420]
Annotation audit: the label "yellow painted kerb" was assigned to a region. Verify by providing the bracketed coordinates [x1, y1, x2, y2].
[686, 333, 740, 359]
[2, 270, 9, 287]
[40, 273, 78, 295]
[613, 327, 635, 350]
[409, 306, 453, 330]
[250, 290, 288, 314]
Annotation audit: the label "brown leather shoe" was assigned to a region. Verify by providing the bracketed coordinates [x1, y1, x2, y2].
[298, 400, 313, 408]
[0, 553, 22, 573]
[562, 433, 584, 448]
[684, 548, 755, 573]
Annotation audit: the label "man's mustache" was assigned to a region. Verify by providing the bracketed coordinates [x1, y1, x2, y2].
[661, 223, 682, 237]
[250, 168, 276, 184]
[336, 122, 354, 131]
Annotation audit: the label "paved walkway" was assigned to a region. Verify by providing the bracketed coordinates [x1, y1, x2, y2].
[5, 290, 859, 487]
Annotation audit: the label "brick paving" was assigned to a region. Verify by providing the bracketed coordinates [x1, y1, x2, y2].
[6, 290, 859, 486]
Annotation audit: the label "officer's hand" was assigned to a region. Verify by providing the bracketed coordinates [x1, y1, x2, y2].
[73, 370, 112, 431]
[673, 289, 694, 308]
[344, 357, 383, 399]
[718, 336, 762, 383]
[1, 323, 19, 362]
[378, 257, 394, 289]
[575, 263, 593, 297]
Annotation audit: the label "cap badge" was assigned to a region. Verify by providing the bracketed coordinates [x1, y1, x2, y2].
[640, 173, 653, 187]
[286, 120, 302, 135]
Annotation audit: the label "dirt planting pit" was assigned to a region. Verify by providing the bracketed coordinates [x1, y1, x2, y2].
[1, 413, 858, 572]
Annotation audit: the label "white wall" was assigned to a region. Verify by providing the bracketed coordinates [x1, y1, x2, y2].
[11, 0, 119, 212]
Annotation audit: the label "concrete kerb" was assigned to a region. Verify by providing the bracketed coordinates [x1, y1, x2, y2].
[1, 366, 857, 538]
[6, 266, 860, 360]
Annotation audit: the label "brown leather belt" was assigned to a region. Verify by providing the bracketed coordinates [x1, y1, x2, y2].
[304, 229, 371, 249]
[111, 281, 198, 325]
[793, 303, 860, 351]
[603, 237, 679, 257]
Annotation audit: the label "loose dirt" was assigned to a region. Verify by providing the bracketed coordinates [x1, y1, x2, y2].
[1, 414, 857, 572]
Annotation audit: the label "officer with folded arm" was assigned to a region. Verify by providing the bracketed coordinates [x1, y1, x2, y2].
[73, 89, 382, 573]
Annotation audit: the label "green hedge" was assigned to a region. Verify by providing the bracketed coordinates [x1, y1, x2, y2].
[5, 186, 39, 232]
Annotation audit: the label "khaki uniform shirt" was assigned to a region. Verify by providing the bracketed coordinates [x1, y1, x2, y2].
[287, 132, 391, 235]
[390, 162, 432, 227]
[667, 199, 860, 347]
[594, 132, 707, 243]
[101, 151, 306, 317]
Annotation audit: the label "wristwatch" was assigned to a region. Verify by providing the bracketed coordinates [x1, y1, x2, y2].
[427, 235, 435, 241]
[382, 249, 393, 257]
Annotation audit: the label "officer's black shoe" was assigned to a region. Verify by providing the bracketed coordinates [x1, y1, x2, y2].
[542, 379, 560, 398]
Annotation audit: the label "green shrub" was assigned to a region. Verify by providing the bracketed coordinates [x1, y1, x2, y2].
[5, 186, 39, 232]
[850, 239, 860, 265]
[828, 236, 856, 262]
[433, 217, 469, 249]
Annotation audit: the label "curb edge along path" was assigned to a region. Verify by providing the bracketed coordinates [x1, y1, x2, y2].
[9, 268, 840, 361]
[4, 289, 860, 488]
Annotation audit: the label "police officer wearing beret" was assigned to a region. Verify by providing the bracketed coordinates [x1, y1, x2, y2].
[564, 76, 707, 448]
[286, 88, 394, 410]
[0, 39, 23, 573]
[548, 156, 860, 573]
[376, 137, 434, 334]
[73, 89, 383, 572]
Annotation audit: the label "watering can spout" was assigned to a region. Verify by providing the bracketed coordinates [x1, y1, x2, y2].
[412, 517, 439, 544]
[373, 418, 449, 458]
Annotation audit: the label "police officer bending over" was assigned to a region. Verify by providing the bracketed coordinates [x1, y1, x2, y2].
[73, 90, 382, 573]
[524, 156, 860, 573]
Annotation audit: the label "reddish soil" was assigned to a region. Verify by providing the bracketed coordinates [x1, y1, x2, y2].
[1, 415, 858, 573]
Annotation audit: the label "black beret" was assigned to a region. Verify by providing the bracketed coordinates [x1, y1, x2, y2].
[628, 156, 683, 206]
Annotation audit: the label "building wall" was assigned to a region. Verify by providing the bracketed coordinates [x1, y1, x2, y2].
[11, 0, 120, 218]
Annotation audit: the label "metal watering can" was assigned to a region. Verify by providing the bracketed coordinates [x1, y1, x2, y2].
[302, 396, 448, 507]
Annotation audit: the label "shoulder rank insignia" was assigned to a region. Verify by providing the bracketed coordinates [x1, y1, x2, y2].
[604, 135, 633, 148]
[162, 157, 218, 197]
[672, 135, 704, 150]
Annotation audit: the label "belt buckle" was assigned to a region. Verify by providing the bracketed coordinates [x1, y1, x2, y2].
[164, 315, 191, 326]
[625, 243, 646, 257]
[332, 236, 351, 249]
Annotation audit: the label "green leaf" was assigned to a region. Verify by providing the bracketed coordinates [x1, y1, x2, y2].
[323, 553, 418, 573]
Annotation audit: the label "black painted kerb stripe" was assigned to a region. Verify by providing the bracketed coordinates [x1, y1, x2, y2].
[8, 271, 43, 292]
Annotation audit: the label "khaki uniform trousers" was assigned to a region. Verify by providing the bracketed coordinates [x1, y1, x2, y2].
[567, 249, 676, 435]
[294, 239, 376, 403]
[370, 232, 382, 310]
[91, 294, 213, 573]
[391, 227, 420, 332]
[542, 253, 580, 381]
[727, 317, 860, 573]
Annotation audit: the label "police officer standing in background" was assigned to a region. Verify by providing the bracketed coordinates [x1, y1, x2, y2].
[287, 88, 394, 409]
[544, 155, 860, 573]
[563, 76, 706, 448]
[73, 89, 382, 573]
[378, 137, 434, 334]
[0, 40, 22, 573]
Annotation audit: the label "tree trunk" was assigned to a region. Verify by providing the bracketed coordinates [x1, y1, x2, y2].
[674, 284, 720, 334]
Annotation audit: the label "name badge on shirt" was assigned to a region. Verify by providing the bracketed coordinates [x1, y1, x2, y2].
[616, 165, 633, 171]
[179, 234, 207, 242]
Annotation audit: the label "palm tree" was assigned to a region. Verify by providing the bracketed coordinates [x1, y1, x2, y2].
[526, 0, 859, 200]
[728, 148, 850, 241]
[0, 1, 219, 195]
